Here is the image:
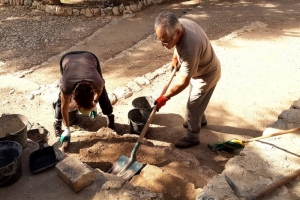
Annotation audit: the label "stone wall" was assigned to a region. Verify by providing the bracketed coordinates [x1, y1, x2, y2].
[1, 0, 166, 17]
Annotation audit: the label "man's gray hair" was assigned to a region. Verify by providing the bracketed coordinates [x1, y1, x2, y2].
[154, 11, 181, 37]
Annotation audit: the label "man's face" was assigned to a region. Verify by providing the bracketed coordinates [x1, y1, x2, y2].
[155, 26, 177, 49]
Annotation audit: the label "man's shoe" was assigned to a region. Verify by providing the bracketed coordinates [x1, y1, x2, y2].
[201, 121, 207, 127]
[174, 137, 200, 149]
[53, 120, 62, 137]
[107, 114, 115, 130]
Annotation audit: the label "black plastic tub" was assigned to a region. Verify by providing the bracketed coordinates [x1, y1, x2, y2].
[0, 141, 22, 187]
[132, 96, 155, 119]
[128, 109, 147, 135]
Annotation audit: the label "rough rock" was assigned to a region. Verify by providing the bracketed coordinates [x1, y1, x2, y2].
[23, 0, 32, 6]
[134, 76, 150, 86]
[144, 72, 158, 80]
[113, 86, 133, 99]
[101, 172, 125, 190]
[108, 92, 117, 105]
[56, 156, 95, 192]
[131, 165, 202, 200]
[129, 4, 137, 12]
[112, 7, 120, 15]
[127, 81, 142, 92]
[119, 4, 125, 13]
[291, 99, 300, 109]
[85, 8, 93, 17]
[153, 67, 167, 76]
[56, 6, 65, 15]
[138, 1, 143, 10]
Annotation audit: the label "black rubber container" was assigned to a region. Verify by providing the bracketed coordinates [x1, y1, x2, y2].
[132, 96, 155, 119]
[128, 109, 147, 135]
[0, 141, 22, 187]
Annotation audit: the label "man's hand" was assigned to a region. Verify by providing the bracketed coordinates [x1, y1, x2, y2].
[155, 95, 169, 111]
[170, 57, 179, 72]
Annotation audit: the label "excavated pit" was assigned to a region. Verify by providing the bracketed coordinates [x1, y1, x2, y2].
[65, 123, 212, 199]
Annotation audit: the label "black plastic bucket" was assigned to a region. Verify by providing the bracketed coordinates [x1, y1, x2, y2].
[128, 109, 147, 135]
[132, 96, 155, 119]
[0, 141, 22, 187]
[0, 114, 30, 149]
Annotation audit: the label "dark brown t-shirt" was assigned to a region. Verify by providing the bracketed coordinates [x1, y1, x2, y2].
[60, 52, 105, 95]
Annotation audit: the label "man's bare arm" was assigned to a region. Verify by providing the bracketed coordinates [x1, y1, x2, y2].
[61, 92, 71, 127]
[164, 75, 191, 99]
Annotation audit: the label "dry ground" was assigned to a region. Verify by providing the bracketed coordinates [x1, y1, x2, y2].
[0, 0, 300, 199]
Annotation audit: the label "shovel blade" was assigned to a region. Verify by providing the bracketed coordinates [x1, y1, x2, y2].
[110, 155, 143, 181]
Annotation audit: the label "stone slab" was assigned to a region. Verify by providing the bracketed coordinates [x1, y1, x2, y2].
[56, 156, 95, 192]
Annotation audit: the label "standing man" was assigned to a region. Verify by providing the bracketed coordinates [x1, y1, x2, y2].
[53, 51, 115, 145]
[154, 11, 221, 148]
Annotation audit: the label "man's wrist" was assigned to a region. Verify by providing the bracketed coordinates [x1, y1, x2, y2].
[163, 95, 170, 100]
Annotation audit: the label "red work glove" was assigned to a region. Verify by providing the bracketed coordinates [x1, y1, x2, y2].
[155, 95, 169, 112]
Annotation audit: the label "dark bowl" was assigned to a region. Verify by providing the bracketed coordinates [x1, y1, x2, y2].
[27, 128, 49, 143]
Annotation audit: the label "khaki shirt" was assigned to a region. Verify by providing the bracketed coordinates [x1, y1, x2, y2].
[175, 18, 221, 93]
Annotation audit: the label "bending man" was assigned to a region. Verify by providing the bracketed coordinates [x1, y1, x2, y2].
[154, 11, 221, 148]
[53, 51, 115, 144]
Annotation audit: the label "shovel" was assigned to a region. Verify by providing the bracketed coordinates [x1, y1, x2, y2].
[109, 66, 178, 181]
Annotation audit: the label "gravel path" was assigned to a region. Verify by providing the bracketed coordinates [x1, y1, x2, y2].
[0, 5, 110, 75]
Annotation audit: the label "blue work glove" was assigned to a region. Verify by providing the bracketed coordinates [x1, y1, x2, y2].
[60, 127, 71, 144]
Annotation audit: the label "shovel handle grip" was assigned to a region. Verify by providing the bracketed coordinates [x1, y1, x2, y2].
[249, 168, 300, 199]
[243, 127, 300, 143]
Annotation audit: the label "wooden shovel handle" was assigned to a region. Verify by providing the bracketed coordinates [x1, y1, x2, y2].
[137, 67, 177, 143]
[137, 106, 157, 143]
[243, 127, 300, 143]
[161, 67, 177, 96]
[249, 168, 300, 199]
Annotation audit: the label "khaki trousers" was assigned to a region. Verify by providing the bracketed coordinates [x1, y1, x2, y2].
[185, 82, 216, 142]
